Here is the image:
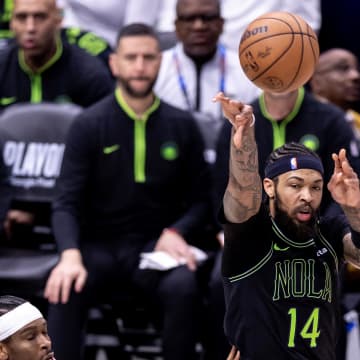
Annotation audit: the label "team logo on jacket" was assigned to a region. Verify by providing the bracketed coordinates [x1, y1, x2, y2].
[299, 134, 320, 152]
[161, 142, 179, 161]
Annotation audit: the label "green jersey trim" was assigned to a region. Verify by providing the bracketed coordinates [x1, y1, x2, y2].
[18, 36, 63, 103]
[271, 217, 315, 248]
[115, 88, 160, 183]
[228, 244, 274, 282]
[259, 87, 305, 149]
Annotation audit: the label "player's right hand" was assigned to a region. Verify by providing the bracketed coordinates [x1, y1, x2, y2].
[44, 248, 88, 304]
[213, 92, 254, 149]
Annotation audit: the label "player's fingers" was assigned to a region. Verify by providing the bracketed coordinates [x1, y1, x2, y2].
[44, 270, 62, 304]
[342, 159, 356, 177]
[335, 149, 348, 171]
[60, 276, 73, 304]
[212, 92, 229, 103]
[74, 270, 87, 293]
[185, 251, 197, 271]
[339, 148, 347, 161]
[332, 153, 341, 172]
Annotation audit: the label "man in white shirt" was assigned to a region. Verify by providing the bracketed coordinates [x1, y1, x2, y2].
[154, 0, 260, 164]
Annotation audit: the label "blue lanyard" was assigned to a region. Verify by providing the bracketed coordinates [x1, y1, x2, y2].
[173, 44, 226, 111]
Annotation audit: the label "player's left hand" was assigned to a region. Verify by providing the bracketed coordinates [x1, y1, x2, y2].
[327, 149, 360, 208]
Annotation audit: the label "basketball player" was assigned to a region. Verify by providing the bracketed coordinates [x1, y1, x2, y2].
[0, 295, 55, 360]
[214, 92, 360, 359]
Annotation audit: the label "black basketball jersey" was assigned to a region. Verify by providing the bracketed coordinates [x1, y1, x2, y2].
[222, 205, 348, 359]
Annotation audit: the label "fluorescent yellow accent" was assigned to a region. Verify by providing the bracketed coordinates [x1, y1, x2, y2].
[273, 243, 290, 251]
[115, 88, 160, 183]
[103, 144, 120, 154]
[18, 36, 63, 103]
[259, 87, 305, 149]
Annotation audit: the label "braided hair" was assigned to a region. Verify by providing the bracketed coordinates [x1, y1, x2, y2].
[266, 142, 321, 168]
[0, 295, 26, 317]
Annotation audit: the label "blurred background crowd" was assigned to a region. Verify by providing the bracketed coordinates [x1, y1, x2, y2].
[0, 0, 360, 360]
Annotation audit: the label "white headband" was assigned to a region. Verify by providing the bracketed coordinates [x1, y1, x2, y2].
[0, 302, 43, 341]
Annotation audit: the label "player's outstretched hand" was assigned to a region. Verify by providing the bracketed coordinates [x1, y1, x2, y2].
[327, 149, 360, 209]
[212, 92, 254, 149]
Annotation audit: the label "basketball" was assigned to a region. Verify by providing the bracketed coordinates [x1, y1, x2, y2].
[238, 11, 319, 93]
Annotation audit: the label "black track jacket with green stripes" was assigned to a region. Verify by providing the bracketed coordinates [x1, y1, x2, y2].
[52, 90, 211, 252]
[0, 39, 113, 109]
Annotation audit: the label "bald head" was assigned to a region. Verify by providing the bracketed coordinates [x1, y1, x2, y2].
[316, 48, 358, 73]
[310, 48, 360, 110]
[13, 0, 58, 10]
[11, 0, 63, 70]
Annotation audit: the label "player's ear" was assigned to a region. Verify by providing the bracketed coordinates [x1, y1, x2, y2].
[0, 343, 9, 360]
[108, 52, 119, 78]
[263, 178, 275, 199]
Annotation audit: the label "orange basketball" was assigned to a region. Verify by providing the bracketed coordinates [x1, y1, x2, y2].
[238, 11, 319, 93]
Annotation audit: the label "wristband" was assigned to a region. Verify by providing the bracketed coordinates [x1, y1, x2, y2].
[351, 229, 360, 248]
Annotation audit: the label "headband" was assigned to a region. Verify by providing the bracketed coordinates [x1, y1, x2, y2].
[0, 302, 43, 341]
[264, 154, 324, 179]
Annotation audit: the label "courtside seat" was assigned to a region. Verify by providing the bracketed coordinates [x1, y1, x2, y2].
[0, 102, 82, 297]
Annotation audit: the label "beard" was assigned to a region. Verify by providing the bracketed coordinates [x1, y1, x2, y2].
[120, 76, 156, 98]
[273, 194, 318, 242]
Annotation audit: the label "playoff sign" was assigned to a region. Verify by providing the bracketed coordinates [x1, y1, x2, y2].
[0, 103, 82, 202]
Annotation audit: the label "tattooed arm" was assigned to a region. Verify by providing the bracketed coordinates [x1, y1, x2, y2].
[327, 149, 360, 267]
[213, 92, 262, 224]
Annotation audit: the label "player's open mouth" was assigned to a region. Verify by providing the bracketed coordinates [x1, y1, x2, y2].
[296, 210, 312, 222]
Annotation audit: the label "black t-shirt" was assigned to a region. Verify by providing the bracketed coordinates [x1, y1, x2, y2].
[221, 205, 348, 359]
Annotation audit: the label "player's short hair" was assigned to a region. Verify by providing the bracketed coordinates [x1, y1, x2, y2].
[176, 0, 221, 16]
[116, 23, 159, 47]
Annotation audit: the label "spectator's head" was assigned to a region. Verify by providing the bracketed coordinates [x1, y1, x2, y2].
[0, 295, 54, 360]
[175, 0, 224, 61]
[10, 0, 62, 69]
[263, 142, 324, 240]
[310, 48, 360, 111]
[110, 23, 162, 99]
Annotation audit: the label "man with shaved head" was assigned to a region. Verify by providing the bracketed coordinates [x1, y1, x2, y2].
[310, 48, 360, 146]
[0, 0, 113, 110]
[311, 48, 360, 114]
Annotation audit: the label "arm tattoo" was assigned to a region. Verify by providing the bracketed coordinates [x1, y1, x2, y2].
[342, 206, 360, 232]
[343, 233, 360, 268]
[224, 127, 262, 223]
